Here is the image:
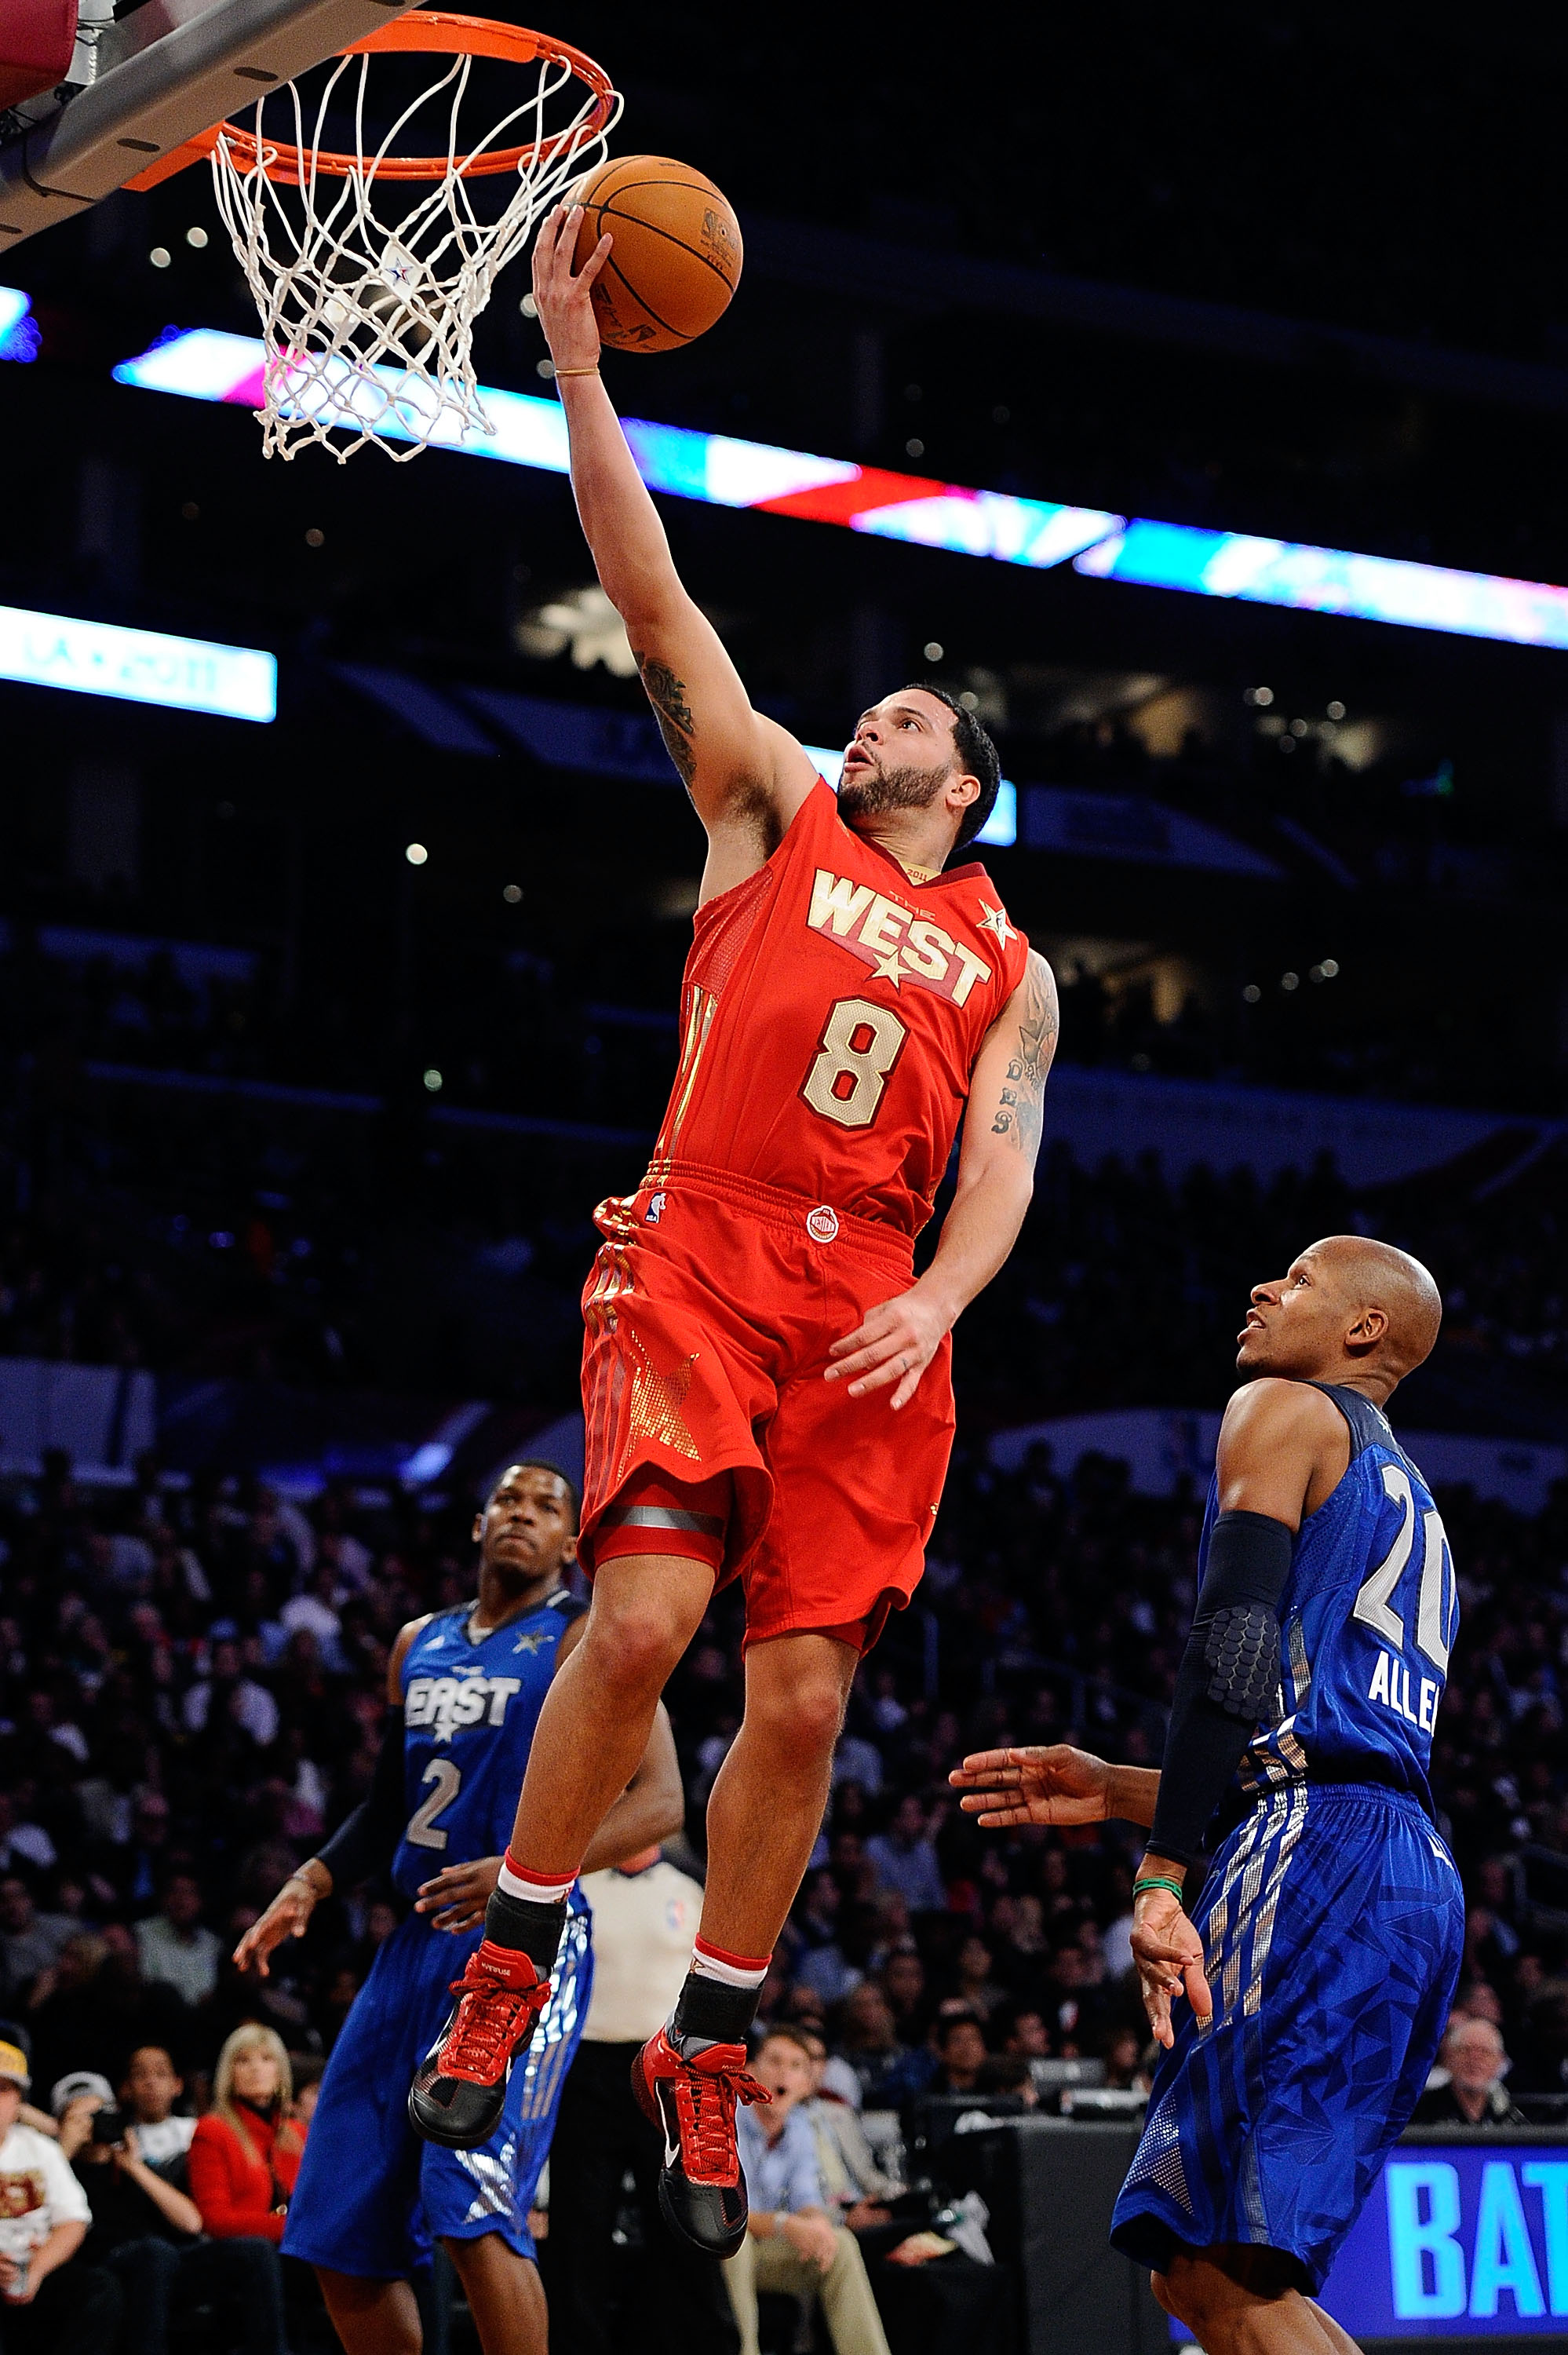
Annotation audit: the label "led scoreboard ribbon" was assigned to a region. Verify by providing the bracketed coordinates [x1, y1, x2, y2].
[95, 318, 1568, 654]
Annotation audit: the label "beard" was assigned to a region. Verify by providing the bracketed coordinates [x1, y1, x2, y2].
[837, 754, 948, 825]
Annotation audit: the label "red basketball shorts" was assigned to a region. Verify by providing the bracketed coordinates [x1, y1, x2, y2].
[577, 1161, 956, 1652]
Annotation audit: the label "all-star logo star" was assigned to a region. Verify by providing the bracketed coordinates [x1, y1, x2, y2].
[872, 947, 906, 988]
[976, 900, 1016, 950]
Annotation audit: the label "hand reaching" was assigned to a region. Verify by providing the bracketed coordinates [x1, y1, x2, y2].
[531, 201, 613, 375]
[233, 1875, 317, 1977]
[949, 1743, 1112, 1827]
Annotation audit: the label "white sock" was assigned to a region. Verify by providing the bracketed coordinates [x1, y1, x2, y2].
[496, 1855, 574, 1908]
[689, 1936, 770, 1989]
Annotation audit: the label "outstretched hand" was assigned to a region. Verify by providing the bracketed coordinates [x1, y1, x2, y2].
[949, 1743, 1112, 1827]
[233, 1876, 316, 1978]
[825, 1283, 950, 1411]
[1131, 1889, 1211, 2049]
[532, 201, 613, 375]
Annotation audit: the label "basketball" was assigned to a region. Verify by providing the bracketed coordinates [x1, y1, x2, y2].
[569, 154, 742, 352]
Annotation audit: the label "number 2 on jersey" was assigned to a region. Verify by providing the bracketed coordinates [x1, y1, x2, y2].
[802, 997, 908, 1130]
[406, 1758, 462, 1850]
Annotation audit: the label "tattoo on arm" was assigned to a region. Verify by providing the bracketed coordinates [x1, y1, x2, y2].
[989, 953, 1059, 1156]
[635, 653, 696, 790]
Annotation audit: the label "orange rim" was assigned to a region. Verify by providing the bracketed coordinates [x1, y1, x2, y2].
[196, 13, 615, 184]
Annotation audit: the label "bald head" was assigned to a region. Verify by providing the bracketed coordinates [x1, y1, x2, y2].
[1237, 1235, 1442, 1403]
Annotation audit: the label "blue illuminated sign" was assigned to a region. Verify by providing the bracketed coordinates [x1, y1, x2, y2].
[0, 602, 276, 721]
[0, 283, 39, 363]
[1171, 2140, 1568, 2342]
[111, 321, 1568, 653]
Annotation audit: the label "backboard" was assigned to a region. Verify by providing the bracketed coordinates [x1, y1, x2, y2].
[0, 0, 421, 248]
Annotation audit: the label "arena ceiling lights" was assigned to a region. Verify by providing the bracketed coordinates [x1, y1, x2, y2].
[104, 316, 1568, 654]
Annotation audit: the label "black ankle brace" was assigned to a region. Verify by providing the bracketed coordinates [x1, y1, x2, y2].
[483, 1886, 567, 1973]
[671, 1967, 762, 2050]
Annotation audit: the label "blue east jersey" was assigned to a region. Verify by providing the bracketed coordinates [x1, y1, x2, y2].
[1111, 1383, 1464, 2289]
[392, 1597, 582, 1901]
[1234, 1382, 1460, 1813]
[285, 1594, 593, 2281]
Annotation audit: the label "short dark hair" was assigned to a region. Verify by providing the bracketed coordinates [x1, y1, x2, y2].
[936, 2007, 987, 2050]
[484, 1460, 582, 1532]
[753, 2025, 815, 2061]
[909, 683, 1002, 851]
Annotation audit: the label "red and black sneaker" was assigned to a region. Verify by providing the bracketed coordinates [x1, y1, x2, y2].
[407, 1943, 551, 2149]
[632, 2025, 770, 2258]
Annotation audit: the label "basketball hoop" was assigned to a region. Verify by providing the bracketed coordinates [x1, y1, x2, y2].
[153, 14, 619, 461]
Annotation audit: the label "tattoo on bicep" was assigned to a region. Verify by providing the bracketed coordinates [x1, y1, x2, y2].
[635, 653, 697, 790]
[996, 954, 1059, 1157]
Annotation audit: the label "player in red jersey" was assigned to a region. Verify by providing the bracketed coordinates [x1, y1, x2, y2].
[409, 204, 1059, 2258]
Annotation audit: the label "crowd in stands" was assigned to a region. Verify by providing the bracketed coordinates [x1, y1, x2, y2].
[0, 1411, 1566, 2342]
[5, 1111, 1565, 1449]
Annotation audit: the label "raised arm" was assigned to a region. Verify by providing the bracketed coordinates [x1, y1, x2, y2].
[533, 204, 817, 893]
[826, 951, 1058, 1409]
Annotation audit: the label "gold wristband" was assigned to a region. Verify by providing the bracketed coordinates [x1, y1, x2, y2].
[553, 365, 600, 378]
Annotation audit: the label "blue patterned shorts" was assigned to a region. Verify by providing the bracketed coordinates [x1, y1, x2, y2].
[284, 1898, 591, 2279]
[1111, 1784, 1463, 2291]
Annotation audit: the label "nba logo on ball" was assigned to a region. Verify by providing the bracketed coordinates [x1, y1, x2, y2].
[806, 1206, 839, 1243]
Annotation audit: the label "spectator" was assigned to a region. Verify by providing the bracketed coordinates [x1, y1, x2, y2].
[726, 2030, 892, 2355]
[1102, 2028, 1153, 2094]
[545, 1843, 737, 2355]
[0, 2025, 122, 2355]
[833, 1729, 884, 1795]
[0, 1794, 56, 1882]
[0, 1878, 72, 2003]
[1000, 2005, 1052, 2061]
[929, 2013, 988, 2097]
[1412, 2017, 1527, 2127]
[833, 1984, 934, 2112]
[188, 2027, 303, 2244]
[134, 1873, 221, 2009]
[950, 1935, 1007, 2021]
[290, 2057, 324, 2130]
[973, 2054, 1037, 2108]
[866, 1797, 946, 1916]
[26, 1927, 187, 2098]
[881, 1948, 928, 2043]
[794, 2028, 900, 2229]
[181, 1640, 280, 1750]
[57, 2068, 286, 2355]
[120, 2046, 196, 2170]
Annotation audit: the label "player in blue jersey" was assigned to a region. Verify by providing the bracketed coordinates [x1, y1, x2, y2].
[232, 1463, 684, 2355]
[952, 1235, 1464, 2355]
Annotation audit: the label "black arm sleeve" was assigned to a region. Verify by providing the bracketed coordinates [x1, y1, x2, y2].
[313, 1706, 407, 1891]
[1147, 1511, 1294, 1869]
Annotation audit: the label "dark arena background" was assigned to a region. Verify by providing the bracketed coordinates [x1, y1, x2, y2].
[2, 6, 1567, 2352]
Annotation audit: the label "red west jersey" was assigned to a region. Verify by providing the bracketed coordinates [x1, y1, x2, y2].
[647, 780, 1031, 1236]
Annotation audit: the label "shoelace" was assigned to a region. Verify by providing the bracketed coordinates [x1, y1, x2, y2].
[443, 1961, 545, 2075]
[672, 2061, 771, 2183]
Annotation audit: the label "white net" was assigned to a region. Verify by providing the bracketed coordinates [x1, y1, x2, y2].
[207, 24, 619, 462]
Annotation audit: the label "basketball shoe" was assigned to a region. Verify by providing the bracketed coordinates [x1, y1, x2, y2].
[632, 2024, 770, 2258]
[407, 1944, 551, 2148]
